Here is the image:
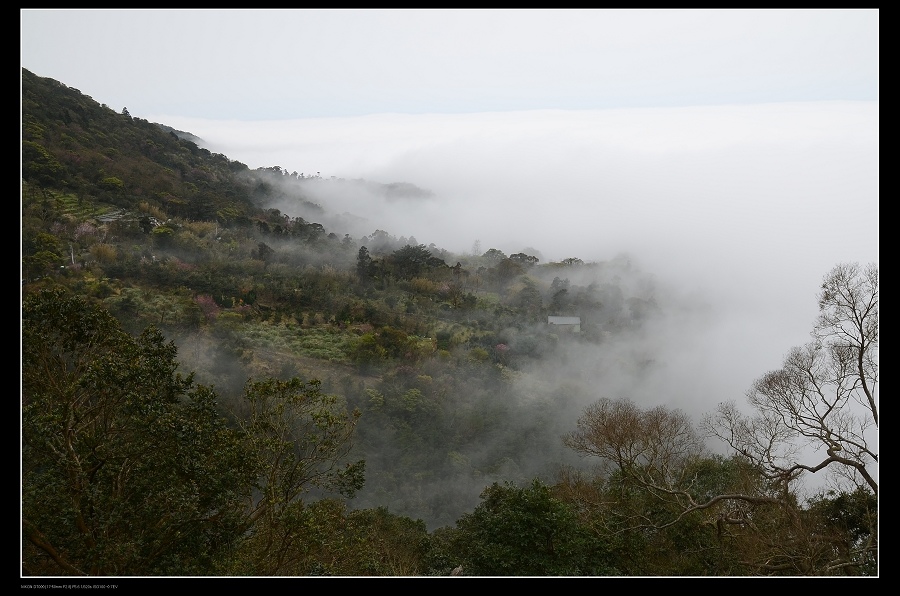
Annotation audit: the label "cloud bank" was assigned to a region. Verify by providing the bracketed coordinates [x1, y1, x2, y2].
[162, 102, 877, 496]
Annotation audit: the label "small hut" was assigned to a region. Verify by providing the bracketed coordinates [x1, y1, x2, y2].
[547, 315, 580, 333]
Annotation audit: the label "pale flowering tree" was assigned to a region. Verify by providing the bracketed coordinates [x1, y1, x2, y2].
[195, 293, 220, 322]
[74, 221, 98, 241]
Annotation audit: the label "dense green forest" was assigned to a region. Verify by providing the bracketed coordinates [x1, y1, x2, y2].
[21, 68, 877, 576]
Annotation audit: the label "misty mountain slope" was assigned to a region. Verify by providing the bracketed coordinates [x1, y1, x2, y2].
[21, 9, 879, 574]
[21, 67, 757, 531]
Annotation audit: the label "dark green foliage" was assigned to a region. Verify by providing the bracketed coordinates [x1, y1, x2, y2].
[804, 488, 878, 575]
[22, 231, 65, 281]
[445, 480, 613, 576]
[150, 225, 175, 247]
[252, 241, 274, 262]
[98, 176, 124, 192]
[22, 140, 66, 186]
[22, 290, 372, 576]
[23, 289, 254, 575]
[356, 245, 374, 282]
[509, 252, 540, 267]
[21, 68, 253, 220]
[390, 244, 437, 279]
[348, 326, 417, 365]
[494, 258, 524, 286]
[22, 67, 872, 576]
[237, 376, 364, 508]
[510, 279, 544, 317]
[225, 500, 430, 576]
[481, 248, 507, 263]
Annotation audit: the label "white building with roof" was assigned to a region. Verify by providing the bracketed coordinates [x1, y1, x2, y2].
[547, 316, 580, 332]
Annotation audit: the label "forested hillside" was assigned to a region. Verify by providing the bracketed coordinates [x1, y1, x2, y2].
[21, 68, 877, 576]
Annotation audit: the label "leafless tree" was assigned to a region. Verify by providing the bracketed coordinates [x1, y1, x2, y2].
[562, 263, 878, 574]
[565, 398, 777, 533]
[704, 262, 878, 496]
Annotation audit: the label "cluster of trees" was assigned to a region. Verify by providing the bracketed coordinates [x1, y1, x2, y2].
[22, 263, 878, 575]
[21, 68, 877, 575]
[22, 289, 366, 575]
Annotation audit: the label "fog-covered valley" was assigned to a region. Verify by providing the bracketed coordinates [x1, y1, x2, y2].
[153, 103, 879, 525]
[22, 10, 878, 574]
[173, 101, 877, 421]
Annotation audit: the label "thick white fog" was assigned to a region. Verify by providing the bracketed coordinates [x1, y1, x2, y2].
[162, 102, 877, 492]
[155, 102, 878, 474]
[21, 8, 878, 533]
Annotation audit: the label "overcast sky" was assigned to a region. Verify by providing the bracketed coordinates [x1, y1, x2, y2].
[21, 10, 879, 483]
[22, 9, 877, 119]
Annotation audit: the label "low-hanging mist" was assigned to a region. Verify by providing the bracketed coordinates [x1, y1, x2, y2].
[161, 102, 877, 513]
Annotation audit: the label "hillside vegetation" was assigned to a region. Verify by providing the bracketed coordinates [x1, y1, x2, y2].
[21, 68, 876, 576]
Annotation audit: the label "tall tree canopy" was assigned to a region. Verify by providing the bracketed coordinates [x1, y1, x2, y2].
[22, 289, 364, 576]
[22, 289, 254, 575]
